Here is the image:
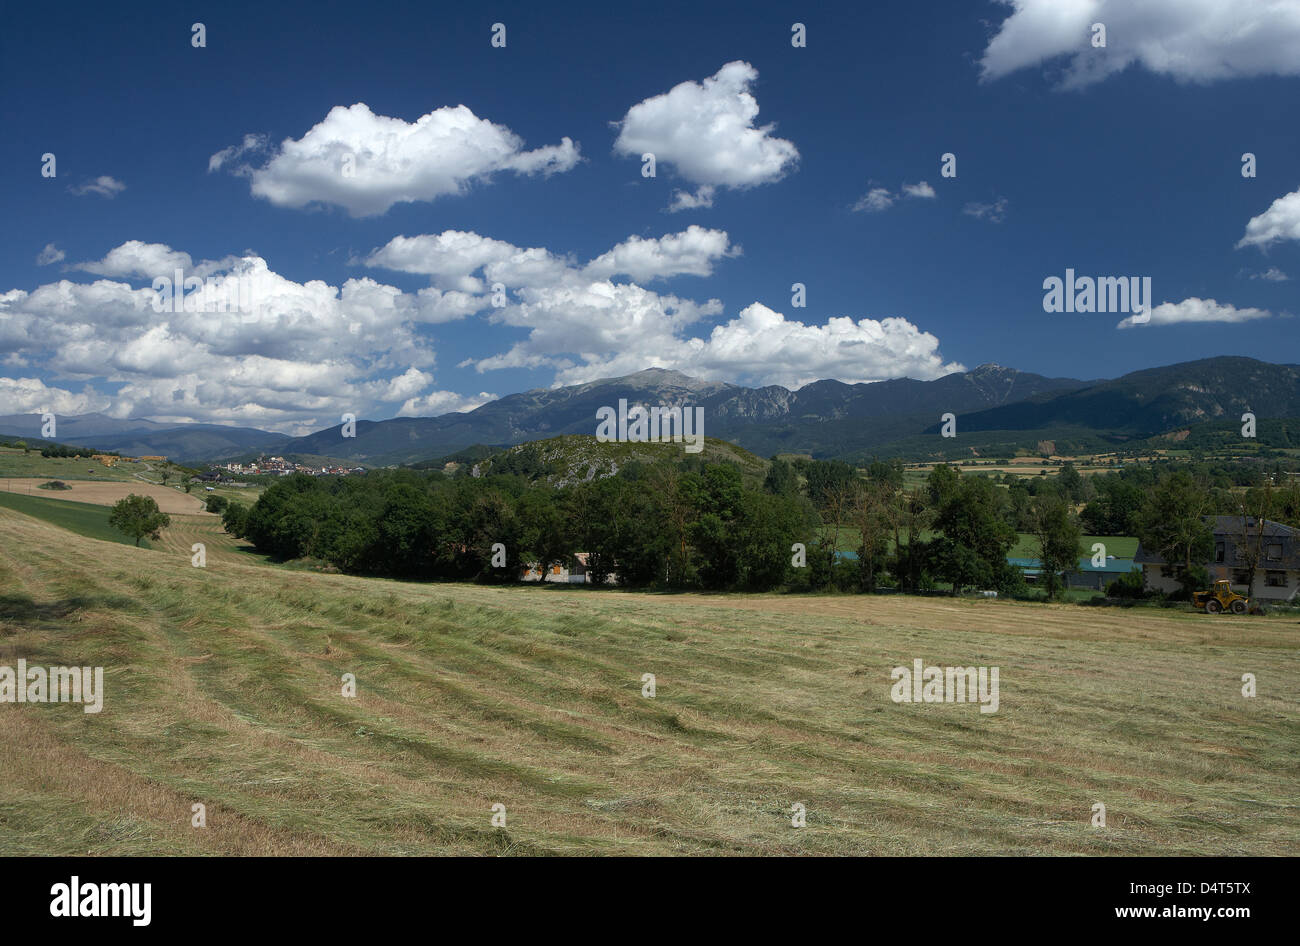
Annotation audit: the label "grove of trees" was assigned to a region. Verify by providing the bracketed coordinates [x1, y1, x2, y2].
[220, 451, 1300, 599]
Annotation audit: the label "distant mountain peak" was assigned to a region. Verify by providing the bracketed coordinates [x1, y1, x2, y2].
[601, 367, 734, 393]
[624, 366, 699, 382]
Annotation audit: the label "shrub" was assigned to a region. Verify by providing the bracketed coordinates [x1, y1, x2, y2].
[1106, 568, 1147, 599]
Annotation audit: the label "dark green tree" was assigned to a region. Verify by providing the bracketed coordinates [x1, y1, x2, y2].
[108, 494, 171, 547]
[763, 457, 800, 497]
[928, 469, 1017, 593]
[849, 480, 891, 592]
[683, 465, 745, 589]
[1028, 492, 1082, 599]
[1135, 471, 1214, 597]
[221, 502, 249, 538]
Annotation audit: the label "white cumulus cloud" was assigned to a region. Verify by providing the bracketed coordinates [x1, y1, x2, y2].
[583, 226, 737, 282]
[614, 61, 798, 209]
[981, 0, 1300, 89]
[365, 231, 572, 293]
[1117, 297, 1272, 328]
[1237, 187, 1300, 249]
[547, 303, 965, 389]
[0, 376, 111, 415]
[213, 103, 580, 217]
[367, 228, 959, 389]
[667, 185, 716, 213]
[397, 390, 496, 417]
[74, 240, 195, 278]
[0, 242, 494, 432]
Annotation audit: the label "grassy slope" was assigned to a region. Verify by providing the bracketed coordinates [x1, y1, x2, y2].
[0, 507, 1296, 856]
[1, 445, 264, 507]
[0, 491, 148, 548]
[0, 446, 145, 482]
[1009, 534, 1139, 560]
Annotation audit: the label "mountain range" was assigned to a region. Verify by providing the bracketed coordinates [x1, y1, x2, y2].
[0, 413, 283, 462]
[2, 356, 1296, 466]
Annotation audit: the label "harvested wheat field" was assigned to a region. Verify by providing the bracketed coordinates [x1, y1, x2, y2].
[0, 506, 1296, 856]
[0, 478, 207, 515]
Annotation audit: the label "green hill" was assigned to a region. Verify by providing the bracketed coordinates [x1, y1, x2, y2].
[452, 434, 770, 488]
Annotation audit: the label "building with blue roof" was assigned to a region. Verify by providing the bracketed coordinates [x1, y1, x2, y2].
[1008, 555, 1138, 591]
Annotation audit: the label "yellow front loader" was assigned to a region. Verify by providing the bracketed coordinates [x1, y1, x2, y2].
[1192, 579, 1249, 614]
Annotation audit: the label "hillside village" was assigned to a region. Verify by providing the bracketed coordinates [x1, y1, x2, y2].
[214, 457, 367, 478]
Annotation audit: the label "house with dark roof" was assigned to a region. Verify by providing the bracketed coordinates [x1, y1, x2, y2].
[1134, 516, 1300, 601]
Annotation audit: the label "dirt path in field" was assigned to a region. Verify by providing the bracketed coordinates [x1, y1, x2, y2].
[0, 477, 208, 514]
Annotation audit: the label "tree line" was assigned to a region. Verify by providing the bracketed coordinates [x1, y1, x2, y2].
[219, 453, 1300, 598]
[0, 438, 120, 459]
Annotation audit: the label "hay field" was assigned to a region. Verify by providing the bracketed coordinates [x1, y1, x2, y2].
[0, 478, 207, 515]
[0, 507, 1296, 856]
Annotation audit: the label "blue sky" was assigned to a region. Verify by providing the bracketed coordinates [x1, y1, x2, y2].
[2, 0, 1298, 433]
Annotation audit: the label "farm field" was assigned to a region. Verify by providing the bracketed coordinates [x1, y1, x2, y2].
[0, 505, 1295, 856]
[197, 481, 267, 507]
[1009, 534, 1138, 559]
[0, 478, 207, 515]
[0, 446, 146, 483]
[0, 447, 266, 508]
[0, 492, 151, 549]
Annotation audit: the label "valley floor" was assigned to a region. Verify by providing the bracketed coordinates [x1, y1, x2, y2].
[1, 506, 1296, 855]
